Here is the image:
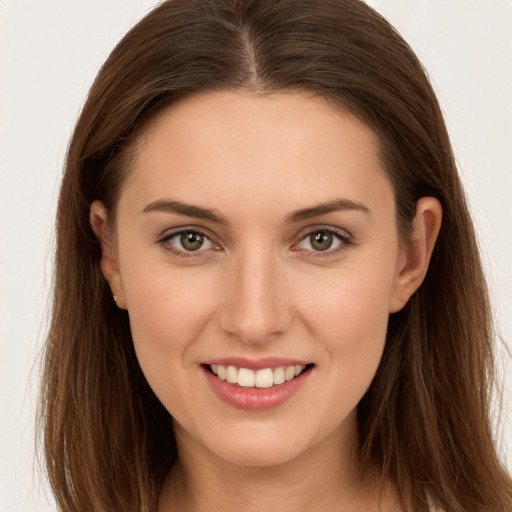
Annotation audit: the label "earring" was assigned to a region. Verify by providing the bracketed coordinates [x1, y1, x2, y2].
[113, 294, 119, 306]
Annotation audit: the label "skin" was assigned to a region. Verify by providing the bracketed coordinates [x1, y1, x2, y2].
[91, 91, 442, 511]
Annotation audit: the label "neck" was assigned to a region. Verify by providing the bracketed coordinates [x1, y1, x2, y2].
[158, 420, 402, 512]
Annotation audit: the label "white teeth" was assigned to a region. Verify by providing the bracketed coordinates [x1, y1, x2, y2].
[226, 365, 238, 384]
[209, 364, 308, 388]
[255, 368, 274, 388]
[217, 365, 226, 381]
[238, 368, 255, 387]
[284, 366, 296, 381]
[273, 366, 285, 385]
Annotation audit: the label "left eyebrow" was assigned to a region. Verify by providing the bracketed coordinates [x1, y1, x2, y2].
[287, 198, 371, 223]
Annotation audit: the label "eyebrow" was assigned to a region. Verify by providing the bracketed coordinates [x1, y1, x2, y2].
[142, 197, 370, 224]
[286, 198, 371, 223]
[142, 199, 229, 225]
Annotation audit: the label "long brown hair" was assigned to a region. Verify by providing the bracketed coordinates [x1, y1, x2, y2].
[39, 0, 512, 510]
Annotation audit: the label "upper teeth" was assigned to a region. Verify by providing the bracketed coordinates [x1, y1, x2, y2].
[210, 364, 306, 388]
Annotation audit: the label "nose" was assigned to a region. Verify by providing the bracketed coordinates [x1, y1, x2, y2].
[218, 247, 292, 346]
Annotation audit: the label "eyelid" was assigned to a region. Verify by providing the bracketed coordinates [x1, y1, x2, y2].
[155, 224, 354, 258]
[156, 226, 221, 257]
[292, 225, 354, 255]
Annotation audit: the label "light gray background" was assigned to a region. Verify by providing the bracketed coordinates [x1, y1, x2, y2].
[1, 1, 511, 511]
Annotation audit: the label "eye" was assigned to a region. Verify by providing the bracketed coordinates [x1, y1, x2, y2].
[159, 229, 216, 254]
[296, 228, 351, 253]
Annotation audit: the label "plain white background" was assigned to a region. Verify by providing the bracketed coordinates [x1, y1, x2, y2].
[1, 1, 511, 511]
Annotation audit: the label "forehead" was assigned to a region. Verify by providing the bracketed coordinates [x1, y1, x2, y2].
[121, 90, 393, 220]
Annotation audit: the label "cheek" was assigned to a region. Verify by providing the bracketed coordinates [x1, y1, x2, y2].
[121, 265, 218, 397]
[299, 256, 396, 398]
[125, 262, 217, 336]
[302, 256, 394, 341]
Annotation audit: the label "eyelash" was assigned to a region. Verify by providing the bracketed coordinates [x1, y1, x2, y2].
[157, 228, 219, 259]
[157, 226, 353, 259]
[293, 227, 353, 257]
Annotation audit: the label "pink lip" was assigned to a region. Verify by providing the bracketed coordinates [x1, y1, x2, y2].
[201, 364, 313, 411]
[202, 357, 310, 371]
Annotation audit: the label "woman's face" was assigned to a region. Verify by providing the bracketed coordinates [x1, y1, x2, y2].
[95, 91, 420, 467]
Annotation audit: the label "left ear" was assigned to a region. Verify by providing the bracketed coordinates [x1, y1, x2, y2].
[389, 197, 442, 313]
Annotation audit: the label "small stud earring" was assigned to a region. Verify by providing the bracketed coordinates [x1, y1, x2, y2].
[113, 294, 119, 306]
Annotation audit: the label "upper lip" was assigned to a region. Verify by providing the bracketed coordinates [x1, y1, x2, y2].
[202, 357, 312, 371]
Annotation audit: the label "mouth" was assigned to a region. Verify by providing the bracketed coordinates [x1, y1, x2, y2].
[204, 363, 314, 389]
[201, 360, 315, 410]
[201, 357, 315, 410]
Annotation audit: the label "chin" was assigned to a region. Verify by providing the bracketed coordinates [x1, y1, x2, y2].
[212, 440, 308, 468]
[182, 418, 314, 468]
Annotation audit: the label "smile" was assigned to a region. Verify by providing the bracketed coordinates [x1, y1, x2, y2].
[202, 360, 314, 410]
[208, 364, 308, 388]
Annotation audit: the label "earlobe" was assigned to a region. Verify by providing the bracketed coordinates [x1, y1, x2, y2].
[89, 200, 127, 309]
[389, 197, 442, 313]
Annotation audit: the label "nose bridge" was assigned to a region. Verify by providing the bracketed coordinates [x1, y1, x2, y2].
[219, 243, 291, 344]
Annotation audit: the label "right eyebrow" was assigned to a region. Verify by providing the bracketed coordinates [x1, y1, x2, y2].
[142, 199, 229, 225]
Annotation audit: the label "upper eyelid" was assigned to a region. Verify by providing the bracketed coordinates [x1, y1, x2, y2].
[155, 224, 353, 248]
[296, 225, 352, 241]
[293, 226, 354, 256]
[157, 228, 218, 258]
[157, 226, 215, 242]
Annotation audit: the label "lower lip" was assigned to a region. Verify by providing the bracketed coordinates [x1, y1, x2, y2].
[202, 366, 311, 411]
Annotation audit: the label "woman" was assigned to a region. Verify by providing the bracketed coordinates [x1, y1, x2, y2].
[39, 0, 512, 511]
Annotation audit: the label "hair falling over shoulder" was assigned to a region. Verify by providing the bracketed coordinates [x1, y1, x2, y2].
[38, 1, 512, 511]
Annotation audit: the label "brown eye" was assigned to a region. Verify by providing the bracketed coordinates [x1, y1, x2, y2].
[309, 231, 334, 251]
[161, 229, 215, 254]
[180, 232, 204, 251]
[297, 228, 349, 253]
